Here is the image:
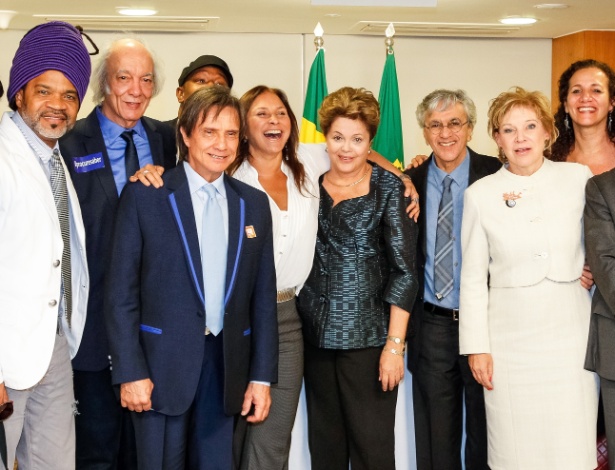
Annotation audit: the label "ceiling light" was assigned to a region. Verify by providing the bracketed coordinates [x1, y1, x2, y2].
[499, 17, 537, 25]
[0, 10, 17, 29]
[116, 8, 158, 16]
[534, 3, 569, 9]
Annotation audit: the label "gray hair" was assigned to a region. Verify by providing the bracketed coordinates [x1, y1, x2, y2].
[415, 89, 477, 128]
[91, 37, 164, 104]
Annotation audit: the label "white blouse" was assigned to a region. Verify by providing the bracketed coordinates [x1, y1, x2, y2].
[233, 143, 329, 291]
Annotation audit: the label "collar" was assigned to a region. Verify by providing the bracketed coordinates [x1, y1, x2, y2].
[11, 110, 59, 163]
[96, 106, 147, 143]
[429, 148, 470, 187]
[183, 161, 227, 199]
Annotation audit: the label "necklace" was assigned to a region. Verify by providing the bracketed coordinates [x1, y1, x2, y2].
[326, 167, 370, 188]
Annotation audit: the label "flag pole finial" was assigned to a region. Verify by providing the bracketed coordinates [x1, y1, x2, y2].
[314, 22, 324, 50]
[385, 23, 395, 55]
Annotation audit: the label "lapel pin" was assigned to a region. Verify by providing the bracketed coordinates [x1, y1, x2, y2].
[503, 191, 522, 208]
[245, 226, 257, 238]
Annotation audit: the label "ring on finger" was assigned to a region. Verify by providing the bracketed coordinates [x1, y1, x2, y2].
[143, 170, 150, 175]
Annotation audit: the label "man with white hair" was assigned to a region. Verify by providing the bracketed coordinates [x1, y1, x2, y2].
[60, 37, 176, 469]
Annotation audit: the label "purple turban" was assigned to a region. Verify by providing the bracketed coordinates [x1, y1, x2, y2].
[8, 21, 91, 108]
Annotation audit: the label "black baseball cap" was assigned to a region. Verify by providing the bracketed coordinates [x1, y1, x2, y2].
[177, 55, 233, 88]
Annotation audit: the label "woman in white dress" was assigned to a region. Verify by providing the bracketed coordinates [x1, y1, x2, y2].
[459, 87, 599, 469]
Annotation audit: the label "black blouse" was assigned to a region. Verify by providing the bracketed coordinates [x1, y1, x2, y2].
[298, 163, 418, 349]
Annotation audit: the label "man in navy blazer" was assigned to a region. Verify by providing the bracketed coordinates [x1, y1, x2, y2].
[59, 38, 176, 469]
[105, 86, 278, 470]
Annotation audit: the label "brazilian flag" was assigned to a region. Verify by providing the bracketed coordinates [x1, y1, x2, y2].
[300, 48, 328, 143]
[373, 51, 404, 170]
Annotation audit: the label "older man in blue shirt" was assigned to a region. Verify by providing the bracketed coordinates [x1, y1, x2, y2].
[60, 37, 176, 469]
[405, 89, 501, 470]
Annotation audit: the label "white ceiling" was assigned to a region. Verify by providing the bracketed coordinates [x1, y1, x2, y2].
[0, 0, 613, 39]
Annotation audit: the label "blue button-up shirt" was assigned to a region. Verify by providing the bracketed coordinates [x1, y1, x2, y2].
[96, 107, 153, 195]
[424, 150, 470, 309]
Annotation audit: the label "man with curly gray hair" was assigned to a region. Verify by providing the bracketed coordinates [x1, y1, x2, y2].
[59, 37, 176, 469]
[405, 89, 500, 470]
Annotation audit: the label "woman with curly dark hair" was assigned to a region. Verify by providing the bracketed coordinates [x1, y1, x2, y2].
[551, 59, 615, 175]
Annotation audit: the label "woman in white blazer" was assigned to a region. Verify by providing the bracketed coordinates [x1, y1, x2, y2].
[459, 87, 598, 469]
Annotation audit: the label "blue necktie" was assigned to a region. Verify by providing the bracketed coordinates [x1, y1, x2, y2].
[434, 175, 454, 301]
[201, 184, 227, 335]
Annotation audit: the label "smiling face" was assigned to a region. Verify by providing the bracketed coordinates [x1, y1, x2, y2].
[423, 102, 473, 173]
[245, 91, 291, 159]
[565, 67, 614, 129]
[100, 40, 155, 128]
[495, 105, 549, 176]
[177, 66, 229, 106]
[180, 106, 240, 182]
[325, 116, 371, 177]
[14, 70, 79, 148]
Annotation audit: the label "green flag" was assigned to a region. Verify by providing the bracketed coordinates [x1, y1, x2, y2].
[372, 52, 404, 170]
[300, 48, 328, 143]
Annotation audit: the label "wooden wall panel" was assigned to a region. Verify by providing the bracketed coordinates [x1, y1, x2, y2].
[552, 31, 615, 110]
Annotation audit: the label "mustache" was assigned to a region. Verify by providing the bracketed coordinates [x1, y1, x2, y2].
[39, 110, 69, 120]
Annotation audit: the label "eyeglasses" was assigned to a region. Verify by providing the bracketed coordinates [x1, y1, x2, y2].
[424, 120, 468, 135]
[0, 401, 13, 421]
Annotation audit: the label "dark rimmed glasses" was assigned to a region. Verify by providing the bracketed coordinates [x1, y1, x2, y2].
[424, 120, 469, 135]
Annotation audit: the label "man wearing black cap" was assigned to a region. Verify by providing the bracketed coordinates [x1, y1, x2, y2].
[166, 54, 234, 129]
[0, 21, 91, 469]
[60, 37, 176, 469]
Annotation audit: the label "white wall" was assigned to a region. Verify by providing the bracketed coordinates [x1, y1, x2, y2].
[0, 29, 551, 164]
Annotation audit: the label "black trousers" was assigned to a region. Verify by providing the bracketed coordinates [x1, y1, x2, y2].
[412, 312, 488, 470]
[304, 342, 398, 470]
[600, 377, 615, 470]
[0, 423, 6, 470]
[74, 367, 137, 470]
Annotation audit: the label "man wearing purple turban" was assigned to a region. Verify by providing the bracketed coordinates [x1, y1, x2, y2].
[0, 21, 91, 469]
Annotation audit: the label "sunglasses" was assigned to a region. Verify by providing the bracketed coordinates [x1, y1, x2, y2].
[0, 401, 13, 421]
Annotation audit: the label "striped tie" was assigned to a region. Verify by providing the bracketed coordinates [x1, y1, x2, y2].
[50, 149, 72, 326]
[434, 175, 454, 301]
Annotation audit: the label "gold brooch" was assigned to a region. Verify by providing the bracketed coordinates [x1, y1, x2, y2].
[503, 191, 522, 208]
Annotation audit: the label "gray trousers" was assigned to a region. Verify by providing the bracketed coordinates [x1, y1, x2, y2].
[4, 333, 76, 470]
[240, 299, 303, 470]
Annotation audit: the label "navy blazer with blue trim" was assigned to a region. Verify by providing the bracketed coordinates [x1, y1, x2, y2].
[104, 164, 278, 416]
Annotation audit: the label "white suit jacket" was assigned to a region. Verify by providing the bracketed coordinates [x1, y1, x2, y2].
[0, 112, 89, 390]
[459, 159, 591, 354]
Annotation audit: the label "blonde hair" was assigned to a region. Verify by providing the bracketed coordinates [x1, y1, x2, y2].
[487, 86, 558, 162]
[318, 87, 380, 139]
